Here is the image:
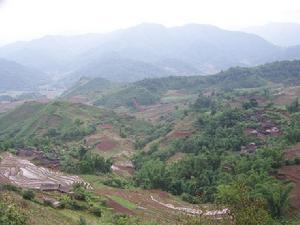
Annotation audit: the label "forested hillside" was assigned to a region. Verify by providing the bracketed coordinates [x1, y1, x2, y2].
[94, 60, 300, 108]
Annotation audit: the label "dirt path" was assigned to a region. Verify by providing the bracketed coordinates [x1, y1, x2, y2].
[150, 195, 228, 217]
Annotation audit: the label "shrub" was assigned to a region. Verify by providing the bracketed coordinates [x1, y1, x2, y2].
[76, 216, 87, 225]
[73, 186, 88, 201]
[89, 206, 102, 217]
[22, 190, 35, 201]
[295, 156, 300, 165]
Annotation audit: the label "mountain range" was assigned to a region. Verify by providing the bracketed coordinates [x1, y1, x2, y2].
[1, 23, 300, 89]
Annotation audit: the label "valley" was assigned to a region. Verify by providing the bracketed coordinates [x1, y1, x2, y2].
[0, 59, 300, 225]
[1, 15, 300, 224]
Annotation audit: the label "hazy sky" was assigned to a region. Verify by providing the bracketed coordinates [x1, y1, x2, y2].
[1, 0, 300, 45]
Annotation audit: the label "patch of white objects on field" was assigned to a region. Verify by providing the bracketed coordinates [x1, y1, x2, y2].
[0, 153, 91, 190]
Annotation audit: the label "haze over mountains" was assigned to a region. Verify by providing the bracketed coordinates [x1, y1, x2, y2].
[243, 23, 300, 46]
[1, 23, 300, 90]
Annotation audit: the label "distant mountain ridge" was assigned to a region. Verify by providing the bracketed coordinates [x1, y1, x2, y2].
[0, 58, 46, 91]
[1, 23, 300, 85]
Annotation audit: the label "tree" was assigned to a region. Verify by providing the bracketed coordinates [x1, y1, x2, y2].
[287, 98, 299, 113]
[134, 160, 170, 189]
[217, 181, 273, 225]
[76, 216, 87, 225]
[22, 190, 35, 201]
[0, 195, 27, 225]
[256, 182, 293, 218]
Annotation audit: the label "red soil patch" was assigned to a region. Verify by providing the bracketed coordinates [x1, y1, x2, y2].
[115, 165, 135, 176]
[99, 124, 113, 129]
[165, 90, 186, 97]
[85, 136, 99, 146]
[96, 137, 117, 152]
[133, 98, 145, 112]
[284, 144, 300, 161]
[278, 165, 300, 209]
[106, 198, 134, 215]
[168, 130, 192, 139]
[68, 95, 89, 104]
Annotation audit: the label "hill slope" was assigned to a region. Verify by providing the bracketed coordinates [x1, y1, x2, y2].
[95, 60, 300, 108]
[62, 77, 116, 99]
[0, 101, 104, 140]
[0, 58, 46, 91]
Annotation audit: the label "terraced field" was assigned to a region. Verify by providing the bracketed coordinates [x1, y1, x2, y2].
[0, 153, 90, 190]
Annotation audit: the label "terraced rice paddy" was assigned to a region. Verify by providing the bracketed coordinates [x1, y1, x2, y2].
[0, 153, 90, 190]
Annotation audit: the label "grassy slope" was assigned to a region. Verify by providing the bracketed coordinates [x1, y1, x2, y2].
[0, 101, 103, 140]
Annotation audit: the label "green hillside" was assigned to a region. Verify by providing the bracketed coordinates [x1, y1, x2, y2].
[0, 101, 104, 141]
[62, 77, 117, 99]
[94, 60, 300, 108]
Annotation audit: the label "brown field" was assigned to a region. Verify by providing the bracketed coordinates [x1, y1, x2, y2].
[68, 95, 90, 104]
[284, 144, 300, 161]
[106, 198, 135, 215]
[277, 144, 300, 210]
[278, 165, 300, 209]
[273, 86, 300, 105]
[134, 103, 177, 122]
[96, 137, 117, 152]
[168, 130, 193, 139]
[94, 187, 228, 222]
[0, 100, 24, 113]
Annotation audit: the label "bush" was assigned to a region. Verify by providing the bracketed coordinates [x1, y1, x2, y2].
[0, 198, 27, 225]
[76, 216, 87, 225]
[89, 206, 102, 217]
[181, 193, 200, 204]
[295, 156, 300, 165]
[69, 200, 88, 211]
[73, 186, 88, 201]
[1, 184, 22, 193]
[22, 190, 35, 201]
[103, 178, 129, 188]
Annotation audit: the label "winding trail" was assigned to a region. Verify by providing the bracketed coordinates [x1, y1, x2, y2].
[150, 195, 229, 217]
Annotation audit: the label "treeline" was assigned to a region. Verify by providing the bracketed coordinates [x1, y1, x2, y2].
[60, 145, 112, 174]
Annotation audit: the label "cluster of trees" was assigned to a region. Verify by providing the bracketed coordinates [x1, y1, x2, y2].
[47, 119, 96, 141]
[133, 100, 294, 221]
[61, 145, 112, 174]
[0, 194, 27, 225]
[287, 98, 299, 113]
[285, 112, 300, 144]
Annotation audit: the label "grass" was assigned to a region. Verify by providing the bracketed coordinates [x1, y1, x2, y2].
[2, 190, 110, 225]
